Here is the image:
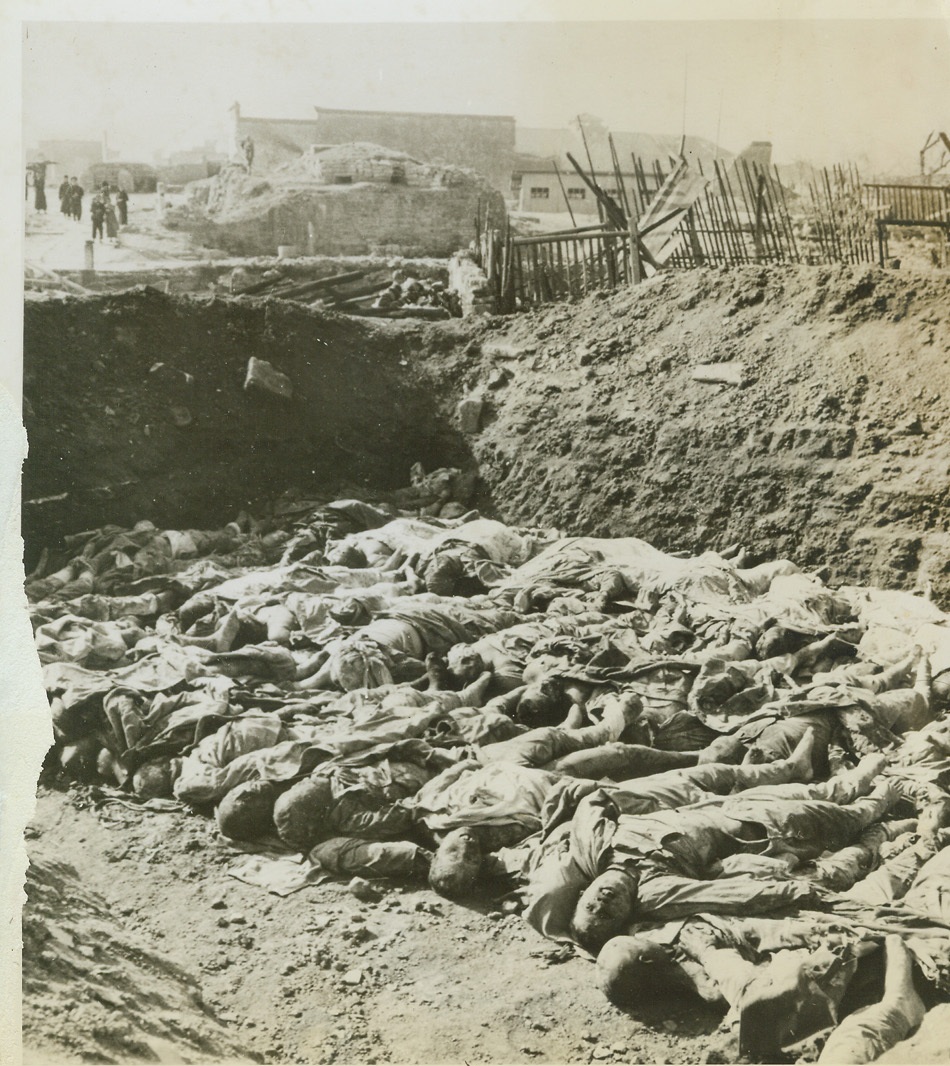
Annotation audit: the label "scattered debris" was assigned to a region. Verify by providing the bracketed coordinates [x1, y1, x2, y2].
[244, 357, 293, 400]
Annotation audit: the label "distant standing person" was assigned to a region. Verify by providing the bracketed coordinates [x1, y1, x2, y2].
[90, 190, 105, 242]
[104, 187, 119, 243]
[30, 162, 48, 212]
[58, 176, 70, 216]
[116, 187, 129, 226]
[68, 178, 84, 221]
[241, 135, 255, 174]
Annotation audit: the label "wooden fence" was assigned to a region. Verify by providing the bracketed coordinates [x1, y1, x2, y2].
[864, 183, 950, 227]
[475, 157, 906, 312]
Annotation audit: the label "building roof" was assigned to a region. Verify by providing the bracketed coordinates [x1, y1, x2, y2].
[313, 104, 515, 124]
[516, 127, 733, 174]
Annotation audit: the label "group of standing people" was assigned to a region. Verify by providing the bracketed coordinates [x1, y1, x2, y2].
[89, 183, 128, 244]
[57, 177, 85, 221]
[58, 178, 129, 243]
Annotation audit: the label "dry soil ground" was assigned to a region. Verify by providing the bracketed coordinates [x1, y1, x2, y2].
[24, 784, 721, 1065]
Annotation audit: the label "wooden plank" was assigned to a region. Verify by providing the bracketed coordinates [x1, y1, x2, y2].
[705, 189, 731, 265]
[773, 164, 801, 262]
[567, 238, 578, 298]
[565, 153, 627, 230]
[513, 228, 626, 247]
[628, 215, 642, 284]
[750, 166, 766, 259]
[821, 167, 844, 261]
[755, 167, 782, 261]
[685, 207, 704, 265]
[807, 181, 832, 263]
[721, 161, 750, 262]
[27, 263, 96, 295]
[605, 236, 617, 287]
[864, 182, 950, 193]
[530, 243, 542, 304]
[577, 115, 605, 225]
[608, 133, 633, 219]
[553, 160, 577, 227]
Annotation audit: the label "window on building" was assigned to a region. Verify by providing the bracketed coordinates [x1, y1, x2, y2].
[567, 187, 586, 200]
[333, 175, 353, 184]
[390, 165, 406, 185]
[529, 186, 550, 199]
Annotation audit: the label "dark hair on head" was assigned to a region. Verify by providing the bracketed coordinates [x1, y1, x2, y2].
[428, 831, 481, 899]
[571, 909, 626, 956]
[571, 872, 638, 954]
[429, 858, 479, 900]
[216, 780, 279, 841]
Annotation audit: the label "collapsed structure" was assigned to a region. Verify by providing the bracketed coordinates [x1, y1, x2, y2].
[174, 143, 505, 258]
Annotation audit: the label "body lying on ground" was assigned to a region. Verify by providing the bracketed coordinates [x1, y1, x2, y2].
[29, 490, 950, 1065]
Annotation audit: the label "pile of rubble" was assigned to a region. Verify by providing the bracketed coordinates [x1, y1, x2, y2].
[227, 265, 462, 318]
[28, 472, 950, 1064]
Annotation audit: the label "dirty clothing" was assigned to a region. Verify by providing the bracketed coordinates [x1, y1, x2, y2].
[526, 764, 896, 943]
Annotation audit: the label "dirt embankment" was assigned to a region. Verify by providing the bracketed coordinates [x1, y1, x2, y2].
[22, 291, 471, 567]
[23, 264, 950, 599]
[22, 843, 259, 1065]
[423, 264, 950, 604]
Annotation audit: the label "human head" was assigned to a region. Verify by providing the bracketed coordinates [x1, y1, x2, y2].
[424, 552, 464, 596]
[643, 623, 695, 656]
[571, 868, 638, 954]
[328, 597, 372, 627]
[755, 625, 810, 660]
[216, 780, 279, 841]
[59, 735, 100, 780]
[272, 776, 333, 851]
[428, 827, 482, 899]
[597, 934, 687, 1007]
[931, 669, 950, 711]
[325, 542, 368, 568]
[516, 677, 564, 728]
[331, 639, 393, 691]
[446, 644, 486, 685]
[918, 798, 950, 842]
[132, 758, 175, 799]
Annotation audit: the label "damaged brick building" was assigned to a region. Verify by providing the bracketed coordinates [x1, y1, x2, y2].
[227, 102, 516, 194]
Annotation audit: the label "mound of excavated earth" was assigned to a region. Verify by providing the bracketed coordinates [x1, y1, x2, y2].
[443, 264, 950, 604]
[24, 264, 950, 601]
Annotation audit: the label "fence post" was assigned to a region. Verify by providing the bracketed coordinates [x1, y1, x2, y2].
[753, 173, 766, 260]
[628, 216, 642, 284]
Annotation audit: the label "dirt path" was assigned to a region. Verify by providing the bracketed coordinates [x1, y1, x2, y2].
[24, 195, 209, 273]
[25, 785, 721, 1065]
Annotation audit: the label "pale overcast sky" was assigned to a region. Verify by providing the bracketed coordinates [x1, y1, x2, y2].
[18, 13, 950, 175]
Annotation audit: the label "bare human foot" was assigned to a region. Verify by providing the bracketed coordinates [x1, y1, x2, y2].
[786, 728, 816, 783]
[602, 692, 644, 739]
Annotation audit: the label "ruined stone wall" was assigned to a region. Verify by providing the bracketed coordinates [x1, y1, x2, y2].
[449, 253, 496, 315]
[311, 109, 515, 193]
[231, 110, 515, 192]
[191, 184, 504, 258]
